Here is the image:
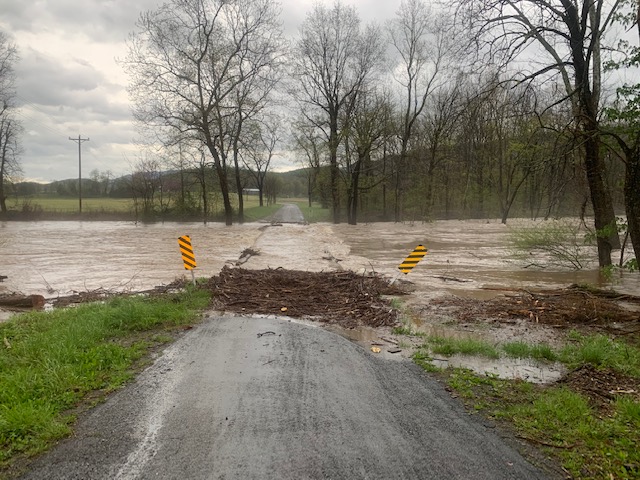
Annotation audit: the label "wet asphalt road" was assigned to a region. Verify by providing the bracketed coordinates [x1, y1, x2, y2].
[20, 315, 548, 480]
[268, 203, 306, 223]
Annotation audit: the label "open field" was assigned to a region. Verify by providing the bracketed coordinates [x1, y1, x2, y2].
[15, 197, 135, 213]
[6, 196, 327, 221]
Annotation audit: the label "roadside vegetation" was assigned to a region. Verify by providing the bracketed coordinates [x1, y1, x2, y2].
[510, 219, 638, 274]
[411, 331, 640, 479]
[0, 287, 210, 475]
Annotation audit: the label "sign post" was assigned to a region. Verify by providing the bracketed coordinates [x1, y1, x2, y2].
[178, 235, 197, 285]
[398, 244, 428, 274]
[391, 245, 428, 284]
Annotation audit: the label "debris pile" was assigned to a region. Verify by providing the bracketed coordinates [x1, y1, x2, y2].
[559, 364, 640, 411]
[206, 266, 406, 328]
[427, 285, 640, 331]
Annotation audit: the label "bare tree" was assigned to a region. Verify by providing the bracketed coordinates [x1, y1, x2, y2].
[0, 31, 20, 214]
[0, 116, 22, 213]
[291, 119, 327, 208]
[293, 1, 385, 223]
[129, 155, 162, 218]
[344, 89, 392, 225]
[388, 0, 454, 221]
[419, 80, 463, 219]
[242, 115, 280, 207]
[122, 0, 285, 225]
[455, 0, 622, 265]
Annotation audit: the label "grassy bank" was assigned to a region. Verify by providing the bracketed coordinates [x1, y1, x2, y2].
[0, 288, 210, 474]
[412, 332, 640, 479]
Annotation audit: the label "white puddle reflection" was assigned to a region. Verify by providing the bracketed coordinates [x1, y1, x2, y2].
[430, 355, 566, 384]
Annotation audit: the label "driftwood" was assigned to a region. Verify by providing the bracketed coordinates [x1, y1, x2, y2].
[0, 294, 45, 310]
[207, 266, 408, 328]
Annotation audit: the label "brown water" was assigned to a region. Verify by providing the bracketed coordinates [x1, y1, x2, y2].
[1, 218, 638, 299]
[2, 218, 636, 381]
[333, 219, 640, 298]
[0, 221, 262, 297]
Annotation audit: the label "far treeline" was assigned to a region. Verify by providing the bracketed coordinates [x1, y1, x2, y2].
[0, 0, 639, 269]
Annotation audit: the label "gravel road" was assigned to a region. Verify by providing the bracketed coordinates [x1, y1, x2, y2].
[20, 315, 548, 480]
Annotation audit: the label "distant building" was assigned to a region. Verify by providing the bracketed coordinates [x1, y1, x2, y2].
[243, 188, 260, 196]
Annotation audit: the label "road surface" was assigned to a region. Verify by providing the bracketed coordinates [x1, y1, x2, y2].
[20, 315, 548, 480]
[267, 204, 306, 223]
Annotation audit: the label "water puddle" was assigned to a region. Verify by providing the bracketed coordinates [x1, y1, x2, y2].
[430, 355, 566, 384]
[324, 322, 565, 382]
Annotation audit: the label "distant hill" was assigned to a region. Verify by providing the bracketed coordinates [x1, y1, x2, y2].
[12, 167, 313, 199]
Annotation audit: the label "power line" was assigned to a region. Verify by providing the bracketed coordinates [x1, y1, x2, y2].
[69, 135, 90, 213]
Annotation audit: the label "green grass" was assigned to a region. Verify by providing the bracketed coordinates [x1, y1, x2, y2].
[502, 341, 558, 361]
[242, 202, 284, 222]
[422, 335, 500, 359]
[11, 195, 330, 223]
[508, 388, 640, 478]
[412, 333, 640, 479]
[0, 288, 210, 469]
[17, 196, 135, 213]
[288, 199, 333, 223]
[559, 333, 640, 377]
[416, 332, 640, 374]
[392, 326, 413, 336]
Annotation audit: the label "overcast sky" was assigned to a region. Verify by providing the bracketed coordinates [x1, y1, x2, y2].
[0, 0, 401, 183]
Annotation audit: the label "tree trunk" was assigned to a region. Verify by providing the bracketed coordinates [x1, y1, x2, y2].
[0, 159, 6, 213]
[583, 131, 619, 266]
[624, 147, 640, 263]
[329, 115, 340, 224]
[347, 159, 362, 225]
[0, 294, 45, 310]
[233, 139, 244, 224]
[205, 139, 233, 226]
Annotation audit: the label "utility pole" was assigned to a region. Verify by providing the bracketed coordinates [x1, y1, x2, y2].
[69, 135, 90, 213]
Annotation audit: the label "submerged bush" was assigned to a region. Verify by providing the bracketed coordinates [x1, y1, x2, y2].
[510, 220, 593, 269]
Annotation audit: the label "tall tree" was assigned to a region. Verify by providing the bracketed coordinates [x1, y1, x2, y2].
[0, 116, 21, 213]
[242, 115, 280, 207]
[291, 119, 326, 208]
[602, 0, 640, 264]
[0, 31, 20, 214]
[293, 1, 385, 223]
[388, 0, 453, 221]
[123, 0, 284, 225]
[419, 81, 463, 219]
[344, 89, 392, 225]
[455, 0, 622, 265]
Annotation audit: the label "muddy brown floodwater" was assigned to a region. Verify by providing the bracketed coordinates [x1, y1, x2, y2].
[1, 218, 639, 382]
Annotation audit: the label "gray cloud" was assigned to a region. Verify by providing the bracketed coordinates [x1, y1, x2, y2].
[0, 0, 403, 182]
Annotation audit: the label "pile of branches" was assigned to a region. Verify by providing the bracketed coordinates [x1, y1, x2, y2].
[559, 364, 640, 412]
[429, 285, 640, 329]
[206, 266, 406, 328]
[49, 278, 189, 308]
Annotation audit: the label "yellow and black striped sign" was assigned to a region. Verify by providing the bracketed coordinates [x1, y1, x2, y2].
[398, 244, 428, 274]
[178, 235, 197, 270]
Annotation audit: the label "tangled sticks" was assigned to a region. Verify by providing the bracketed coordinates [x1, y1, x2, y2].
[206, 266, 407, 328]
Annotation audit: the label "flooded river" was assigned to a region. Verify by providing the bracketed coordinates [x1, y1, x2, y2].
[1, 218, 638, 298]
[2, 217, 638, 382]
